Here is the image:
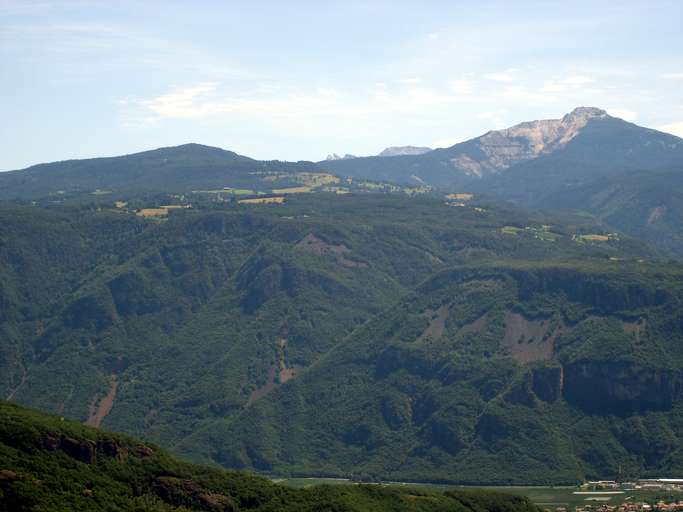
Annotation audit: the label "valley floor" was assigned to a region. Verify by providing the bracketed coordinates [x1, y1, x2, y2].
[274, 478, 683, 511]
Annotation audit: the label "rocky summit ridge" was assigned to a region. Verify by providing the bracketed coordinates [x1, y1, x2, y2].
[450, 107, 610, 176]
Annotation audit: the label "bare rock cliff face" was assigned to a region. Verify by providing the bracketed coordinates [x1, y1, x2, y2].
[562, 361, 683, 414]
[531, 365, 563, 403]
[449, 107, 608, 176]
[510, 362, 681, 415]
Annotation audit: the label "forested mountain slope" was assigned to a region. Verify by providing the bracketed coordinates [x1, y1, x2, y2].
[0, 194, 652, 480]
[516, 166, 683, 255]
[204, 260, 683, 484]
[0, 400, 540, 511]
[0, 143, 322, 199]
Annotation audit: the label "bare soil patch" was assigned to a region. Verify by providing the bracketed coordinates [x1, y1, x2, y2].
[248, 338, 303, 404]
[85, 377, 118, 428]
[279, 365, 303, 383]
[647, 206, 666, 225]
[419, 305, 449, 341]
[502, 312, 563, 363]
[622, 318, 647, 340]
[340, 256, 368, 268]
[297, 233, 350, 255]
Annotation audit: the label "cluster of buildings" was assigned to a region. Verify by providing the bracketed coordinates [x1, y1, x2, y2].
[582, 480, 683, 492]
[568, 501, 683, 512]
[545, 479, 683, 512]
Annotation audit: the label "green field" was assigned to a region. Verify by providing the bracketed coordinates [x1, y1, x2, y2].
[275, 479, 683, 508]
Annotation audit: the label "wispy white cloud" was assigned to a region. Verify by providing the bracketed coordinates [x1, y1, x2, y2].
[448, 79, 474, 95]
[139, 82, 221, 120]
[662, 73, 683, 80]
[1, 20, 244, 77]
[563, 75, 594, 85]
[484, 71, 516, 82]
[127, 79, 491, 126]
[540, 81, 567, 93]
[397, 78, 422, 85]
[120, 70, 662, 155]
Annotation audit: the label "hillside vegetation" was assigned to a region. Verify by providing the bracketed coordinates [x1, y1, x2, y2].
[184, 260, 683, 483]
[0, 193, 660, 484]
[0, 400, 540, 511]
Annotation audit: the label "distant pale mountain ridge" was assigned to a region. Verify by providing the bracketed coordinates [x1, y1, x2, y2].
[325, 146, 432, 160]
[321, 107, 683, 188]
[377, 146, 432, 157]
[325, 153, 358, 161]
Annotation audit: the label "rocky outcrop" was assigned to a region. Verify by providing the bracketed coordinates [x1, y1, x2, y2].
[326, 153, 357, 160]
[503, 372, 537, 407]
[562, 361, 683, 414]
[153, 476, 237, 512]
[0, 469, 19, 482]
[531, 366, 563, 402]
[40, 433, 139, 464]
[59, 436, 96, 464]
[504, 361, 682, 413]
[449, 107, 609, 176]
[509, 267, 669, 313]
[97, 438, 124, 461]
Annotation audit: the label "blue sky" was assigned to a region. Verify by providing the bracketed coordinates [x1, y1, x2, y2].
[2, 0, 683, 170]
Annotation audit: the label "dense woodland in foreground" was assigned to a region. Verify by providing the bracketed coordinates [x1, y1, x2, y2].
[0, 400, 541, 511]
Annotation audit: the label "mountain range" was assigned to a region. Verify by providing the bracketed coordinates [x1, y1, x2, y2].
[4, 107, 683, 488]
[321, 107, 683, 188]
[4, 107, 682, 253]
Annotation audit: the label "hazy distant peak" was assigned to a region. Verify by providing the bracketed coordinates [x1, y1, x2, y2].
[326, 153, 357, 161]
[378, 146, 432, 157]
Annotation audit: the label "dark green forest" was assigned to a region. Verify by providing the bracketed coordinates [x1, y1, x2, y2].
[0, 190, 677, 485]
[2, 118, 683, 499]
[0, 400, 541, 511]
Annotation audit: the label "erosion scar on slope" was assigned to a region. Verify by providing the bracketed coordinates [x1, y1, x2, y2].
[419, 305, 449, 341]
[501, 311, 562, 363]
[85, 377, 118, 428]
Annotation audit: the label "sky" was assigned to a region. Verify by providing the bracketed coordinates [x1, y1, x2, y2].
[2, 0, 683, 170]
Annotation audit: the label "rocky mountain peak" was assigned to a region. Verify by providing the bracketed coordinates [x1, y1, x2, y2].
[449, 107, 611, 176]
[378, 146, 432, 157]
[326, 153, 357, 161]
[563, 106, 608, 123]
